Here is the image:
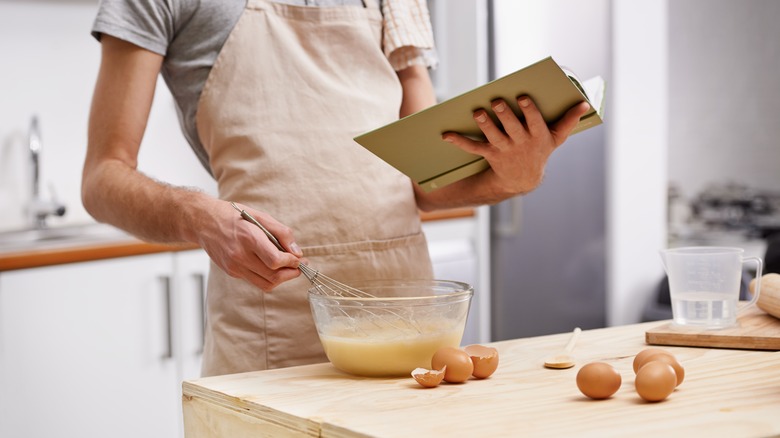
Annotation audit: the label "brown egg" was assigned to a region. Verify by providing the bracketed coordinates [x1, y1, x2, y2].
[431, 347, 473, 383]
[632, 348, 674, 373]
[576, 362, 622, 400]
[411, 366, 446, 388]
[464, 344, 499, 379]
[635, 361, 677, 402]
[642, 353, 685, 387]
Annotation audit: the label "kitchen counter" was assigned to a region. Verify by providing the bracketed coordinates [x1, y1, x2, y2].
[182, 321, 780, 437]
[0, 209, 474, 271]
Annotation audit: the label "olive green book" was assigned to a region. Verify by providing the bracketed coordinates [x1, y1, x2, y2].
[354, 56, 606, 192]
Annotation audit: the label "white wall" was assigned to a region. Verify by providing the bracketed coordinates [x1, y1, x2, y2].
[668, 0, 780, 198]
[490, 0, 669, 327]
[0, 1, 216, 232]
[491, 0, 608, 79]
[608, 0, 668, 326]
[428, 0, 492, 343]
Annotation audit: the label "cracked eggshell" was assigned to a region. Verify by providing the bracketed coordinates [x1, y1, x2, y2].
[411, 366, 446, 388]
[464, 344, 499, 379]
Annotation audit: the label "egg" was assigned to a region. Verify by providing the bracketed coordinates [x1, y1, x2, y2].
[632, 347, 673, 373]
[642, 353, 685, 387]
[576, 362, 622, 400]
[633, 348, 684, 387]
[635, 361, 677, 402]
[411, 366, 446, 388]
[463, 344, 499, 379]
[431, 347, 473, 383]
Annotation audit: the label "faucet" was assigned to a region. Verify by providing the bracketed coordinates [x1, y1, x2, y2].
[27, 115, 66, 229]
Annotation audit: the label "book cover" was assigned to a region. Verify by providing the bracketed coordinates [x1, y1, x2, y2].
[354, 56, 606, 192]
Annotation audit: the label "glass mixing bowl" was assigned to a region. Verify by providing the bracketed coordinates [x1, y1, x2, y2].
[308, 279, 473, 377]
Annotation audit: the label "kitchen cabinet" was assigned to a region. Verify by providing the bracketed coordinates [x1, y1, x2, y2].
[422, 212, 489, 345]
[0, 249, 209, 438]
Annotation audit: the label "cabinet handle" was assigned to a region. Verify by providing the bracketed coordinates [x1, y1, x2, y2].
[159, 276, 173, 360]
[193, 273, 206, 355]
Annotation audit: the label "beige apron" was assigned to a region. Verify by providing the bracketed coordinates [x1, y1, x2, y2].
[196, 0, 433, 376]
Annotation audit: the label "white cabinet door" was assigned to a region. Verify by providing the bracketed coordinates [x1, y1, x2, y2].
[171, 249, 210, 438]
[423, 216, 489, 346]
[174, 250, 210, 382]
[0, 254, 180, 438]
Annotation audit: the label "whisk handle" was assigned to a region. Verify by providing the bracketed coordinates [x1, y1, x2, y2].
[230, 202, 286, 252]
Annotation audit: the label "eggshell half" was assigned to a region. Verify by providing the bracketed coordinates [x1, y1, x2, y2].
[464, 344, 499, 379]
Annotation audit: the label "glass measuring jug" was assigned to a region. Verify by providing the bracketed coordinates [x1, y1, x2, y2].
[659, 247, 763, 329]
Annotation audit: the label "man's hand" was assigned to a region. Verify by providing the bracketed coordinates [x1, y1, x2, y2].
[83, 35, 303, 292]
[196, 201, 304, 292]
[414, 96, 591, 211]
[442, 96, 591, 197]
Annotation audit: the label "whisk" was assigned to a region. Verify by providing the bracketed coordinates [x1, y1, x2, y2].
[230, 202, 376, 298]
[230, 202, 420, 333]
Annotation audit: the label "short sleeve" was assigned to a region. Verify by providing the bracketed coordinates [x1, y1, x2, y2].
[91, 0, 174, 56]
[382, 0, 439, 71]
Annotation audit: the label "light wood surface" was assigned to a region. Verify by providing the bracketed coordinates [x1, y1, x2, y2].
[646, 305, 780, 350]
[182, 322, 780, 437]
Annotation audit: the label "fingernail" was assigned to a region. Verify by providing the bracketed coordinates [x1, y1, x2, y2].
[442, 134, 454, 143]
[475, 113, 487, 123]
[291, 242, 301, 255]
[519, 97, 530, 108]
[494, 102, 506, 112]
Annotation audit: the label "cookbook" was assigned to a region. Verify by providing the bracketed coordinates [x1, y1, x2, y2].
[354, 56, 606, 192]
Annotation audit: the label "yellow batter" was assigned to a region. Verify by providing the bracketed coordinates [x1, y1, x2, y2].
[318, 315, 465, 377]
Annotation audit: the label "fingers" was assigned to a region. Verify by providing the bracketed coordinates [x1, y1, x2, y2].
[490, 98, 526, 141]
[472, 108, 508, 148]
[243, 205, 303, 257]
[446, 98, 538, 152]
[240, 263, 301, 292]
[222, 202, 304, 291]
[550, 101, 591, 145]
[515, 96, 547, 136]
[441, 100, 519, 156]
[441, 131, 489, 156]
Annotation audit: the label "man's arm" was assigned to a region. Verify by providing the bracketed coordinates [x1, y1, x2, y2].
[82, 35, 302, 291]
[397, 64, 437, 118]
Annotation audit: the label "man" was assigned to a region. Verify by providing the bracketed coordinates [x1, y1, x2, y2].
[83, 0, 589, 376]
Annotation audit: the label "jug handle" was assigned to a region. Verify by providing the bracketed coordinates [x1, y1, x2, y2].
[744, 256, 763, 307]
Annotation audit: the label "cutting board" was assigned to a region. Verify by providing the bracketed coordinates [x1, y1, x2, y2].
[646, 305, 780, 350]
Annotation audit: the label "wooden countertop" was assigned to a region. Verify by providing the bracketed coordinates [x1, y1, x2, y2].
[182, 322, 780, 437]
[0, 209, 475, 271]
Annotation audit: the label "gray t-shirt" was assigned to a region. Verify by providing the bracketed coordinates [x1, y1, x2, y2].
[92, 0, 400, 175]
[93, 0, 247, 173]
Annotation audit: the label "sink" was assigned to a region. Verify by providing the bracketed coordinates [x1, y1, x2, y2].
[0, 223, 132, 252]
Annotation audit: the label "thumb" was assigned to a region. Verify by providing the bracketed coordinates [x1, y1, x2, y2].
[551, 101, 591, 146]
